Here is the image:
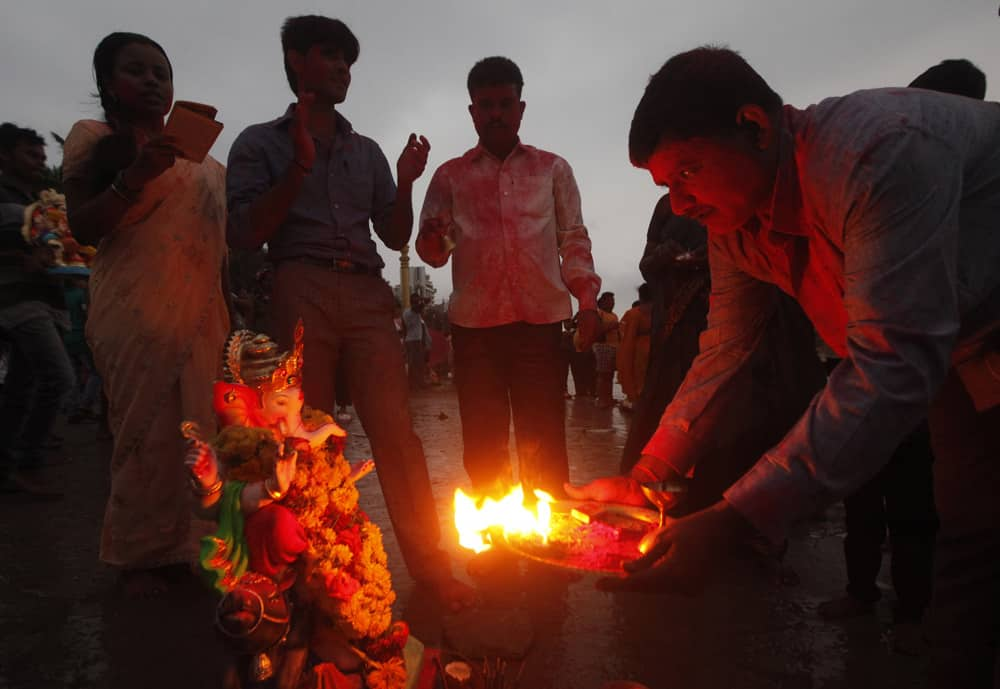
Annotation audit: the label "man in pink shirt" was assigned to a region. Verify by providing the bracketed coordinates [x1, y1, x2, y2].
[417, 56, 601, 499]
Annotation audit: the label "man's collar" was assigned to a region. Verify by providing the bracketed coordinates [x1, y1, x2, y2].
[467, 138, 527, 162]
[272, 105, 354, 138]
[0, 174, 36, 205]
[757, 106, 806, 237]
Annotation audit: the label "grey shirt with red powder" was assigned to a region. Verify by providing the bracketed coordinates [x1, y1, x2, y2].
[635, 88, 1000, 541]
[226, 106, 396, 272]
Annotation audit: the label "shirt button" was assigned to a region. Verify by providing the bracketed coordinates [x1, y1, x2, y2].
[334, 204, 340, 209]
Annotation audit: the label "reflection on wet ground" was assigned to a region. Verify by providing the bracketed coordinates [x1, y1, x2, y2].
[0, 385, 925, 688]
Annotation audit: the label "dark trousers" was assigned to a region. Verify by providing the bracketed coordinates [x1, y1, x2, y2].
[568, 347, 596, 398]
[0, 310, 75, 476]
[334, 357, 351, 407]
[66, 343, 102, 412]
[405, 340, 426, 390]
[558, 348, 571, 393]
[451, 322, 569, 497]
[926, 370, 1000, 688]
[271, 263, 451, 584]
[842, 422, 937, 623]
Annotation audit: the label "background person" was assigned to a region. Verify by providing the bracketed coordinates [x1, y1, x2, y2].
[0, 123, 74, 496]
[402, 296, 431, 390]
[616, 284, 653, 411]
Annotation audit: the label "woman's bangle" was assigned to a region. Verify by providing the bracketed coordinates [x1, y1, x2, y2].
[110, 170, 142, 203]
[191, 477, 223, 497]
[264, 477, 285, 501]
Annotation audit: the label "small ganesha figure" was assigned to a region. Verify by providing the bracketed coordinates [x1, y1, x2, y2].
[184, 321, 411, 689]
[21, 188, 96, 274]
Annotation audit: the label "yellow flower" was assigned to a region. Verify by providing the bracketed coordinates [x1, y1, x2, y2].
[365, 657, 407, 689]
[214, 406, 400, 648]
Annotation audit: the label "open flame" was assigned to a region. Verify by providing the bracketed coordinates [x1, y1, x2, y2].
[453, 484, 555, 554]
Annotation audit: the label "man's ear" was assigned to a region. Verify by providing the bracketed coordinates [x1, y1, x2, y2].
[736, 104, 775, 150]
[519, 101, 526, 117]
[286, 49, 305, 77]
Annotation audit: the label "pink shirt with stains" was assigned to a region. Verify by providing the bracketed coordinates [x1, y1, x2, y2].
[417, 142, 600, 328]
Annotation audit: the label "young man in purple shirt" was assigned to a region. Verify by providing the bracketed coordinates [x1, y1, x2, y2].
[226, 15, 473, 611]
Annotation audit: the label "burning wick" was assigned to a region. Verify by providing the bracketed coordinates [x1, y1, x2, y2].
[453, 484, 555, 554]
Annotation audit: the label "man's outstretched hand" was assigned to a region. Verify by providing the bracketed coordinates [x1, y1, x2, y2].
[397, 133, 430, 186]
[564, 475, 648, 507]
[596, 501, 754, 595]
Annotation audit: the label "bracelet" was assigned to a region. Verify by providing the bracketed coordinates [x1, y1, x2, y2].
[110, 171, 142, 204]
[191, 477, 223, 496]
[264, 477, 285, 501]
[291, 159, 312, 174]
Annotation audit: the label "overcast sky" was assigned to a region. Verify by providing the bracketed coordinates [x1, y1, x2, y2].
[4, 0, 998, 308]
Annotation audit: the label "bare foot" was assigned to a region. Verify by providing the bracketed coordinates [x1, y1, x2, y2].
[433, 576, 478, 613]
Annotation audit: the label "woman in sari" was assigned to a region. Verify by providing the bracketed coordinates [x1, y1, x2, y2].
[616, 284, 653, 411]
[63, 32, 229, 596]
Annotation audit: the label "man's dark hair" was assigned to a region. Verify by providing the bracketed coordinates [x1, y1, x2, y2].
[467, 56, 524, 98]
[637, 283, 651, 303]
[909, 59, 987, 100]
[629, 46, 783, 166]
[93, 32, 172, 126]
[599, 291, 615, 301]
[0, 123, 45, 155]
[281, 16, 359, 93]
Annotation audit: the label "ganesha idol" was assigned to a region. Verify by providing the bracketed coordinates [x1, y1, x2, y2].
[21, 189, 96, 275]
[184, 321, 414, 689]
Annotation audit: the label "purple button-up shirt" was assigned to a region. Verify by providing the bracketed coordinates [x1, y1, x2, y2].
[637, 88, 1000, 540]
[226, 107, 397, 271]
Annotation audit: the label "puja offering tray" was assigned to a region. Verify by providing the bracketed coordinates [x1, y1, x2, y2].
[499, 499, 662, 576]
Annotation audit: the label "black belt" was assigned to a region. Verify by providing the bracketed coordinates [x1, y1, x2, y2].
[279, 256, 381, 276]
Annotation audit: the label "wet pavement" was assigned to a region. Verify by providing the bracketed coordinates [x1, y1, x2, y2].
[0, 384, 927, 689]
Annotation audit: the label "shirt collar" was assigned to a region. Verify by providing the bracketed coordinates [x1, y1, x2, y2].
[466, 138, 527, 163]
[0, 175, 36, 205]
[271, 105, 355, 141]
[758, 105, 807, 237]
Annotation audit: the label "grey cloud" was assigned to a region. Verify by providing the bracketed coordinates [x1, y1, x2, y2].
[3, 0, 996, 305]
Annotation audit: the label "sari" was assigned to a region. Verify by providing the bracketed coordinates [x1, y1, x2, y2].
[63, 120, 229, 568]
[616, 304, 652, 401]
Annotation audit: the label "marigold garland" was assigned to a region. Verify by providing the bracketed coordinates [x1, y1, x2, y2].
[211, 407, 397, 644]
[365, 657, 407, 689]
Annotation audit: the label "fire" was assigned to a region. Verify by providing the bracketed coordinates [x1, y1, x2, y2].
[453, 484, 555, 554]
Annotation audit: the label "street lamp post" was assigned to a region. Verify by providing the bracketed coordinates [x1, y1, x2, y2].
[400, 244, 411, 310]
